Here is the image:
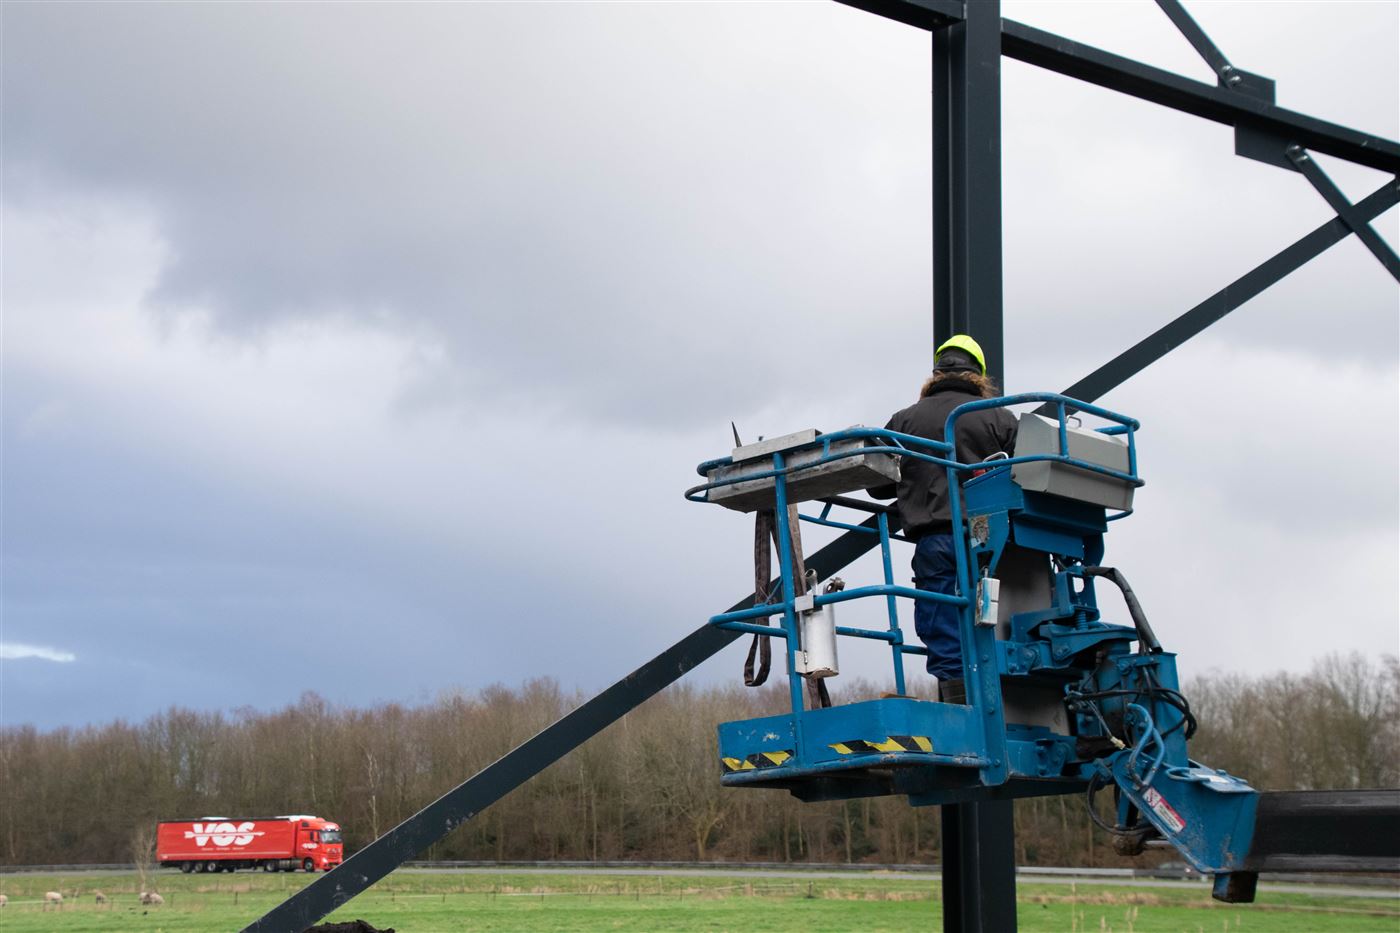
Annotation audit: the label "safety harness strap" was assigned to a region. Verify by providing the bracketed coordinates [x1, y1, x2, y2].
[743, 506, 807, 687]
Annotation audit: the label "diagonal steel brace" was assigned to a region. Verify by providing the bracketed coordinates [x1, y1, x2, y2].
[1286, 145, 1400, 282]
[1152, 0, 1239, 87]
[1046, 178, 1400, 413]
[243, 514, 893, 933]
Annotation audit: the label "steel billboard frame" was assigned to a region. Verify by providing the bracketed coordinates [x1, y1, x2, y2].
[248, 3, 1398, 930]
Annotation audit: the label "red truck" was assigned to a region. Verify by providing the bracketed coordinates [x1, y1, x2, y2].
[156, 815, 344, 873]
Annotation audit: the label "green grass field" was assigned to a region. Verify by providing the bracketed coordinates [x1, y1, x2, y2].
[1, 869, 1395, 932]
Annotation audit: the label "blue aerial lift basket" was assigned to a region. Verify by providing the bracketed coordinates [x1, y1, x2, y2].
[688, 393, 1262, 901]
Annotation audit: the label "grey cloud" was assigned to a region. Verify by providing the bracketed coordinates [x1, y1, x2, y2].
[9, 1, 1391, 431]
[4, 3, 934, 426]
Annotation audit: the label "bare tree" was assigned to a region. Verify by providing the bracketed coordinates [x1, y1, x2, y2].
[131, 822, 158, 892]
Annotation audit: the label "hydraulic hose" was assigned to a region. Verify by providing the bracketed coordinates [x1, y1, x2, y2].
[1082, 566, 1162, 654]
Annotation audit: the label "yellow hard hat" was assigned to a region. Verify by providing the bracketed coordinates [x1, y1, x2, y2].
[935, 334, 987, 376]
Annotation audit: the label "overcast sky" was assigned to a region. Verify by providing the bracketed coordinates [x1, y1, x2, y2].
[3, 0, 1397, 730]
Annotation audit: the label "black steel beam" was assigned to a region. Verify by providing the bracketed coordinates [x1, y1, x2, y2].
[1245, 789, 1400, 873]
[244, 515, 890, 933]
[929, 5, 1016, 929]
[931, 0, 1005, 384]
[1286, 146, 1400, 282]
[942, 799, 1017, 932]
[1152, 0, 1236, 84]
[1001, 20, 1400, 174]
[836, 0, 964, 32]
[930, 19, 958, 360]
[1045, 178, 1400, 412]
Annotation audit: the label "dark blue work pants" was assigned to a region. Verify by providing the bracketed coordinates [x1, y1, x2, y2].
[912, 533, 963, 682]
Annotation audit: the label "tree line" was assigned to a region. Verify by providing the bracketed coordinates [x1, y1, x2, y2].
[2, 653, 1395, 867]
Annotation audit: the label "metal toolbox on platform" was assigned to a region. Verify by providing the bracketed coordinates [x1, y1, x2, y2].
[705, 428, 900, 513]
[1011, 413, 1134, 511]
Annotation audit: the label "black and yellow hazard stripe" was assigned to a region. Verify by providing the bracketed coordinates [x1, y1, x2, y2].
[720, 750, 794, 773]
[829, 735, 933, 755]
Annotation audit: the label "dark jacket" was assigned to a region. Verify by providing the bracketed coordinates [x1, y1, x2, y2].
[870, 376, 1018, 538]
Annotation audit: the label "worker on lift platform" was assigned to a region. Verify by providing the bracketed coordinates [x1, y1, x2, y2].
[869, 335, 1017, 699]
[688, 372, 1389, 904]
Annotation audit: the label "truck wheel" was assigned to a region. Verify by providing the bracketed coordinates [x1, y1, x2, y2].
[180, 862, 194, 874]
[303, 859, 315, 873]
[205, 861, 219, 873]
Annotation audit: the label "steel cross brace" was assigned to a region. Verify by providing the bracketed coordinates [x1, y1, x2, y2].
[1286, 147, 1400, 282]
[1049, 178, 1400, 412]
[1151, 0, 1400, 282]
[837, 0, 1400, 410]
[836, 0, 1400, 174]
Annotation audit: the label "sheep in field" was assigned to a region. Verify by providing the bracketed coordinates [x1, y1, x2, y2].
[94, 890, 108, 905]
[44, 891, 63, 907]
[139, 891, 165, 906]
[0, 893, 9, 907]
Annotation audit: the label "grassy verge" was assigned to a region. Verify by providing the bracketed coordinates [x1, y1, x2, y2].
[1, 869, 1394, 932]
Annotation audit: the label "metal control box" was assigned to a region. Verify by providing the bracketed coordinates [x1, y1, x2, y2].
[1011, 413, 1134, 511]
[706, 428, 900, 513]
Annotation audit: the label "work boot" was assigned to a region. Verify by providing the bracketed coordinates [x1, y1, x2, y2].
[938, 678, 966, 704]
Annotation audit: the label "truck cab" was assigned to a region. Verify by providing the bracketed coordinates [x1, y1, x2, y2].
[292, 816, 345, 872]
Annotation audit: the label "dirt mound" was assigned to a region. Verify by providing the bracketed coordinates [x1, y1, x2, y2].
[305, 922, 395, 933]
